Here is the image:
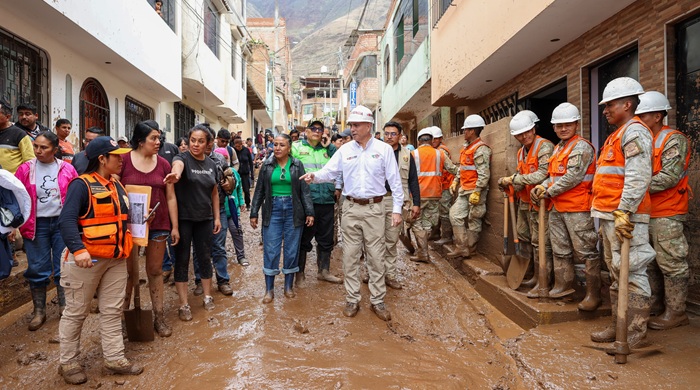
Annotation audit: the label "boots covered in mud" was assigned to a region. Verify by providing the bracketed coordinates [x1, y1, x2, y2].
[590, 290, 650, 348]
[445, 225, 470, 259]
[296, 250, 307, 288]
[648, 276, 690, 330]
[263, 275, 275, 304]
[28, 286, 47, 331]
[591, 290, 618, 343]
[317, 249, 342, 284]
[409, 230, 430, 263]
[548, 255, 575, 298]
[434, 218, 454, 246]
[526, 256, 553, 299]
[284, 273, 296, 298]
[577, 258, 602, 311]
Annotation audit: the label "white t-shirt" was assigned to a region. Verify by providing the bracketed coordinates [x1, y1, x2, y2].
[35, 160, 62, 217]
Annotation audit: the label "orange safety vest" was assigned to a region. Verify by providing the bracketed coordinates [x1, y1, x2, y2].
[413, 145, 443, 199]
[77, 173, 133, 259]
[592, 117, 652, 214]
[547, 135, 596, 212]
[459, 138, 487, 191]
[517, 136, 553, 210]
[651, 126, 691, 218]
[438, 144, 455, 191]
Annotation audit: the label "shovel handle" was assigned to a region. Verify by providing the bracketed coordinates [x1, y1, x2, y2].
[538, 199, 549, 298]
[615, 237, 631, 364]
[503, 195, 509, 249]
[130, 246, 141, 310]
[507, 187, 520, 248]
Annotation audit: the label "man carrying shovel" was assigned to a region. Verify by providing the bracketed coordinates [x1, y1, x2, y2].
[587, 77, 655, 349]
[531, 103, 600, 306]
[499, 111, 554, 298]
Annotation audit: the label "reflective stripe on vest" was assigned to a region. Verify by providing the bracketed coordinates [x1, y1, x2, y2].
[459, 139, 485, 191]
[413, 145, 443, 198]
[516, 136, 551, 209]
[651, 127, 691, 217]
[547, 135, 596, 213]
[592, 117, 652, 214]
[77, 173, 133, 259]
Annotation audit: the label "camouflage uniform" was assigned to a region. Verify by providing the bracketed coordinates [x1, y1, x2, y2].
[449, 142, 491, 243]
[436, 144, 455, 244]
[414, 150, 459, 231]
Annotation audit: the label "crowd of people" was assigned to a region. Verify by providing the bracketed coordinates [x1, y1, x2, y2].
[0, 75, 692, 383]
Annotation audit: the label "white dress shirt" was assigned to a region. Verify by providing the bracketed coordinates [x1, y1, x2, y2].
[313, 137, 404, 213]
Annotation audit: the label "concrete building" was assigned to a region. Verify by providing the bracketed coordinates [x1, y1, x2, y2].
[299, 71, 341, 130]
[341, 29, 382, 130]
[431, 0, 700, 312]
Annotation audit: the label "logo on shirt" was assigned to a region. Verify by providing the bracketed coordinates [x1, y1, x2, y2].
[371, 154, 380, 159]
[346, 155, 358, 161]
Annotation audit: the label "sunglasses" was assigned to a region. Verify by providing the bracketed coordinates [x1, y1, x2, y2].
[308, 127, 324, 133]
[280, 167, 287, 181]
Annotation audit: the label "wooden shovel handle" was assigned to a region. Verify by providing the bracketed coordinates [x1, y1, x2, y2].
[130, 246, 141, 309]
[615, 237, 631, 364]
[538, 199, 549, 298]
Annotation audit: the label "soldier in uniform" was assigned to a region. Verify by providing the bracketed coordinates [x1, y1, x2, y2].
[446, 115, 491, 258]
[636, 91, 691, 330]
[531, 103, 600, 307]
[589, 77, 655, 348]
[411, 128, 459, 262]
[431, 127, 457, 246]
[500, 111, 554, 298]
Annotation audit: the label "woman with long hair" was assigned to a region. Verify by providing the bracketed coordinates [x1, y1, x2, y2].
[250, 134, 314, 303]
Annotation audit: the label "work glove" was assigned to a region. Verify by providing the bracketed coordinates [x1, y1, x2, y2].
[612, 209, 634, 242]
[498, 174, 515, 189]
[530, 185, 547, 202]
[468, 191, 480, 205]
[449, 180, 459, 195]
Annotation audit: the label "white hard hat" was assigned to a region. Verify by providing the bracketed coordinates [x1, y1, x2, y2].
[347, 105, 374, 124]
[636, 91, 671, 114]
[520, 110, 539, 123]
[509, 112, 535, 135]
[462, 114, 486, 129]
[599, 77, 644, 105]
[431, 126, 443, 138]
[417, 128, 434, 138]
[550, 102, 581, 124]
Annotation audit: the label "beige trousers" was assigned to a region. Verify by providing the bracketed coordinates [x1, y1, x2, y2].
[59, 254, 128, 364]
[341, 200, 387, 305]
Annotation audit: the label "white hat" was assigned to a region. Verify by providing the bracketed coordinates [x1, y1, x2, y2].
[347, 105, 374, 124]
[417, 128, 434, 138]
[599, 77, 644, 105]
[461, 114, 486, 129]
[509, 112, 535, 135]
[550, 102, 581, 124]
[635, 91, 672, 115]
[430, 126, 443, 138]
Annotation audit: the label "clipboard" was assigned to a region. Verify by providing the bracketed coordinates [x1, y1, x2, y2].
[125, 185, 152, 247]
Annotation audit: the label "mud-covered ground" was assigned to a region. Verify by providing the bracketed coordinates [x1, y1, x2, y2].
[1, 211, 698, 389]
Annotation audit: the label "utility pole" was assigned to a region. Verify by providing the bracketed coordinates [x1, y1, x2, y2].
[337, 47, 345, 127]
[271, 0, 278, 134]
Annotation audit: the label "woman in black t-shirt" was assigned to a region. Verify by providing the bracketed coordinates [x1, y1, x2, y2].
[164, 125, 221, 321]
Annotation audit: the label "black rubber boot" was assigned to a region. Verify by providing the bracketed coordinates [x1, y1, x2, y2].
[28, 286, 47, 331]
[263, 275, 275, 304]
[284, 273, 296, 298]
[318, 250, 342, 283]
[296, 251, 307, 288]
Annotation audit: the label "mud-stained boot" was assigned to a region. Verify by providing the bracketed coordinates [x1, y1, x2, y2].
[548, 256, 575, 298]
[526, 255, 552, 299]
[521, 257, 537, 290]
[646, 261, 665, 315]
[466, 231, 479, 257]
[648, 276, 690, 330]
[428, 225, 441, 241]
[409, 230, 430, 263]
[296, 250, 307, 288]
[591, 290, 618, 343]
[59, 362, 87, 385]
[578, 258, 602, 311]
[56, 285, 66, 317]
[28, 286, 47, 331]
[434, 218, 454, 246]
[445, 226, 469, 259]
[317, 250, 342, 283]
[284, 273, 296, 298]
[153, 310, 172, 337]
[262, 275, 275, 304]
[627, 293, 651, 348]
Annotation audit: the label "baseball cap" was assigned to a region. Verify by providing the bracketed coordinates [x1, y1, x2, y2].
[307, 119, 324, 129]
[117, 136, 129, 143]
[340, 129, 352, 137]
[86, 136, 132, 159]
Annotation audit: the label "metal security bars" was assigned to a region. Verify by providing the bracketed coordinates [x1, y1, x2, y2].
[79, 78, 110, 139]
[0, 27, 49, 124]
[174, 102, 195, 140]
[432, 0, 454, 28]
[125, 96, 154, 139]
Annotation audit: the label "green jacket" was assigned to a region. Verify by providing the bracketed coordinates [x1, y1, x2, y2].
[224, 167, 244, 217]
[291, 139, 337, 204]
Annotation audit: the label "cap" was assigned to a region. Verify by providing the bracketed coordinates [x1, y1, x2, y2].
[340, 129, 352, 137]
[85, 136, 132, 159]
[117, 136, 129, 143]
[307, 119, 324, 129]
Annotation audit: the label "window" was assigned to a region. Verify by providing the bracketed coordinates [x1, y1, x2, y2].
[274, 96, 280, 111]
[384, 48, 390, 85]
[413, 0, 419, 37]
[125, 96, 154, 139]
[395, 17, 405, 66]
[393, 0, 428, 80]
[231, 35, 237, 79]
[204, 0, 219, 56]
[0, 27, 49, 125]
[147, 0, 176, 32]
[432, 0, 454, 28]
[174, 102, 195, 140]
[354, 55, 377, 84]
[79, 78, 110, 140]
[303, 105, 313, 115]
[241, 57, 246, 89]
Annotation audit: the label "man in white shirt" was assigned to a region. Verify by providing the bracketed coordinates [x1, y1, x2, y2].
[300, 106, 403, 321]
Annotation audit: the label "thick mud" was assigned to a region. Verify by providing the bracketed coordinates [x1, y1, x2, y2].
[0, 213, 521, 389]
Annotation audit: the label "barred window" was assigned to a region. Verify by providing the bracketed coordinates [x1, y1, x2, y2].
[125, 96, 154, 139]
[174, 102, 195, 140]
[204, 0, 220, 57]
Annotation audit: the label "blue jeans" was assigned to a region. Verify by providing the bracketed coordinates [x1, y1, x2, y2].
[262, 196, 302, 276]
[195, 210, 230, 285]
[23, 216, 65, 289]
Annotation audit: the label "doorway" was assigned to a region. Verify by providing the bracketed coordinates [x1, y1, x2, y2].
[522, 78, 567, 144]
[79, 78, 110, 142]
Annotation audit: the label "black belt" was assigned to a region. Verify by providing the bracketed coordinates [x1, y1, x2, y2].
[346, 196, 384, 205]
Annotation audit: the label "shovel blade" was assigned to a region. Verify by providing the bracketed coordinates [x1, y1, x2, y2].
[506, 254, 530, 289]
[398, 232, 415, 254]
[124, 308, 154, 342]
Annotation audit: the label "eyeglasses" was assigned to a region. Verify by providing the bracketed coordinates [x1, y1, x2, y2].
[384, 131, 399, 137]
[309, 127, 324, 133]
[280, 167, 287, 181]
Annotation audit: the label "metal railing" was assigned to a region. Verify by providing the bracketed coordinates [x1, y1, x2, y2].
[432, 0, 454, 28]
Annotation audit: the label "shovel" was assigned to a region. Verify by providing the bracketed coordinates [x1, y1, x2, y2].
[498, 193, 513, 273]
[399, 227, 415, 254]
[537, 199, 549, 299]
[124, 246, 154, 342]
[506, 185, 531, 289]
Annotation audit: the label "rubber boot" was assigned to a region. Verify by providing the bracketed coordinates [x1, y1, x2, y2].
[409, 230, 430, 263]
[28, 286, 47, 331]
[445, 226, 469, 259]
[466, 230, 479, 256]
[317, 250, 342, 284]
[296, 250, 307, 288]
[56, 285, 66, 317]
[648, 276, 690, 330]
[262, 275, 275, 304]
[646, 262, 665, 315]
[578, 258, 602, 311]
[521, 258, 537, 290]
[526, 255, 552, 299]
[548, 255, 575, 298]
[428, 225, 440, 241]
[434, 218, 454, 245]
[591, 289, 618, 343]
[284, 273, 295, 298]
[627, 293, 651, 348]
